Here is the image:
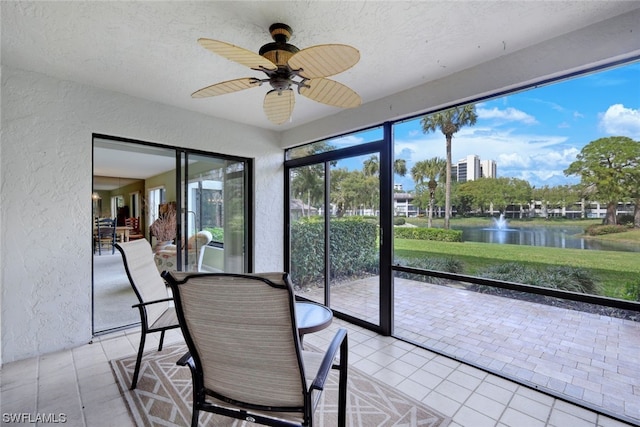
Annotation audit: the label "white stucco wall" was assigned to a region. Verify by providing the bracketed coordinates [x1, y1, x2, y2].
[0, 66, 283, 364]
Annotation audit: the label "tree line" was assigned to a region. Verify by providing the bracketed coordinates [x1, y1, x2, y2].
[290, 106, 640, 228]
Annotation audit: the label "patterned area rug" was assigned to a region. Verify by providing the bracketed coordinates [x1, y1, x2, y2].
[111, 344, 451, 426]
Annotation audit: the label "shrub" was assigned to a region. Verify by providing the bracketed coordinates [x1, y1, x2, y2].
[204, 227, 224, 242]
[474, 263, 600, 295]
[623, 280, 640, 302]
[394, 256, 464, 285]
[617, 214, 635, 226]
[585, 224, 629, 236]
[394, 227, 463, 242]
[290, 217, 378, 287]
[394, 217, 406, 226]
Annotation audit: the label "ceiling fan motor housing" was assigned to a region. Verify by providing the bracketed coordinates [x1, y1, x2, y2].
[259, 23, 299, 67]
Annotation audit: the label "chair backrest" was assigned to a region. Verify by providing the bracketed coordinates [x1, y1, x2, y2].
[166, 272, 306, 409]
[116, 239, 171, 326]
[95, 217, 116, 238]
[125, 217, 140, 232]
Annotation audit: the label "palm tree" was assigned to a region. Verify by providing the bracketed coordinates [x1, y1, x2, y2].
[411, 158, 446, 227]
[363, 155, 379, 176]
[421, 105, 477, 229]
[394, 158, 407, 178]
[363, 154, 407, 178]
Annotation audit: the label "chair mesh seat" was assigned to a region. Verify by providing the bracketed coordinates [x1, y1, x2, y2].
[150, 307, 178, 330]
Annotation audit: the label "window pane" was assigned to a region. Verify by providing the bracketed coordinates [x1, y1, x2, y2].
[289, 164, 325, 303]
[392, 61, 640, 422]
[286, 126, 384, 160]
[186, 154, 247, 273]
[393, 62, 640, 302]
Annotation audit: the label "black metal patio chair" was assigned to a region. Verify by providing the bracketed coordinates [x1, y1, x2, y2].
[163, 271, 349, 427]
[115, 239, 181, 389]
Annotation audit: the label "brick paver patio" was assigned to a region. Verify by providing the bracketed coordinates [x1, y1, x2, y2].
[298, 276, 640, 424]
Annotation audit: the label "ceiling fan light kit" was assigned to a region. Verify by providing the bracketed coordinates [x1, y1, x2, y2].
[192, 23, 361, 125]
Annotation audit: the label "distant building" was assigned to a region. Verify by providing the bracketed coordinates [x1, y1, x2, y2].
[480, 159, 497, 178]
[394, 192, 419, 217]
[452, 155, 496, 182]
[456, 155, 481, 182]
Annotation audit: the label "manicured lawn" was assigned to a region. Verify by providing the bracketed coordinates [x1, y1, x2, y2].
[394, 238, 640, 300]
[588, 228, 640, 244]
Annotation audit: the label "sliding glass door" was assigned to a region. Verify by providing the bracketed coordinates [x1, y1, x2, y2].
[286, 127, 388, 330]
[181, 153, 248, 273]
[92, 136, 251, 334]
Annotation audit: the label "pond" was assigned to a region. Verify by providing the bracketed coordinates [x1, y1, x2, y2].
[454, 224, 640, 252]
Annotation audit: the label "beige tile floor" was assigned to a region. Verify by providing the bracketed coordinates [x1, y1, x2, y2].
[1, 319, 636, 427]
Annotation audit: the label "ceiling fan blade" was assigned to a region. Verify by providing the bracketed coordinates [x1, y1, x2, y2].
[191, 77, 260, 98]
[288, 44, 360, 78]
[299, 78, 361, 108]
[263, 89, 295, 125]
[198, 38, 277, 71]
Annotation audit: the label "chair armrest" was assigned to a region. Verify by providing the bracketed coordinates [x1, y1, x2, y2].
[132, 297, 174, 308]
[177, 352, 193, 367]
[310, 328, 348, 391]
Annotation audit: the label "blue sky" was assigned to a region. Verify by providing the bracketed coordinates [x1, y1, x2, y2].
[386, 60, 640, 191]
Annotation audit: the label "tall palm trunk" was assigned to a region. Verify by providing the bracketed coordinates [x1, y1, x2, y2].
[445, 135, 452, 229]
[428, 196, 434, 228]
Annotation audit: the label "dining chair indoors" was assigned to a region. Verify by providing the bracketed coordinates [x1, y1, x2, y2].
[163, 271, 348, 427]
[94, 217, 117, 255]
[115, 239, 181, 389]
[124, 217, 145, 240]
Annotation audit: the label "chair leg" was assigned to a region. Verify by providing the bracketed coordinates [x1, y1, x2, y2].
[131, 331, 147, 390]
[338, 336, 349, 427]
[158, 330, 166, 351]
[191, 408, 199, 427]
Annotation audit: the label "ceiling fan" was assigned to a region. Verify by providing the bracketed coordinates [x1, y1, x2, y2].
[192, 23, 361, 125]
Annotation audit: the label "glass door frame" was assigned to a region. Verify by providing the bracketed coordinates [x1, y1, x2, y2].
[284, 123, 393, 335]
[177, 151, 253, 273]
[92, 134, 254, 335]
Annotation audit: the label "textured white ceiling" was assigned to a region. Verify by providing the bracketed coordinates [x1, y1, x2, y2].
[2, 1, 639, 131]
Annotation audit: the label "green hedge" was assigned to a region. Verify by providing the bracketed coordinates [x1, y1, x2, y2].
[394, 227, 463, 242]
[291, 217, 378, 287]
[585, 224, 630, 236]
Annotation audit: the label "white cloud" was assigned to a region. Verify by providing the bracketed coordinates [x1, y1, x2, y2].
[477, 106, 537, 124]
[394, 127, 575, 189]
[497, 153, 530, 168]
[329, 134, 365, 146]
[533, 147, 580, 166]
[599, 104, 640, 139]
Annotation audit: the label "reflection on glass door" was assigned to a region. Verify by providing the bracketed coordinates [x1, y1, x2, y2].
[93, 139, 176, 334]
[182, 154, 248, 273]
[289, 154, 381, 327]
[289, 163, 326, 304]
[93, 137, 251, 335]
[329, 155, 380, 325]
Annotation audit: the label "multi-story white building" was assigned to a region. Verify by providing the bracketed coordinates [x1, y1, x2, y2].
[480, 159, 497, 178]
[454, 155, 497, 182]
[456, 155, 481, 182]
